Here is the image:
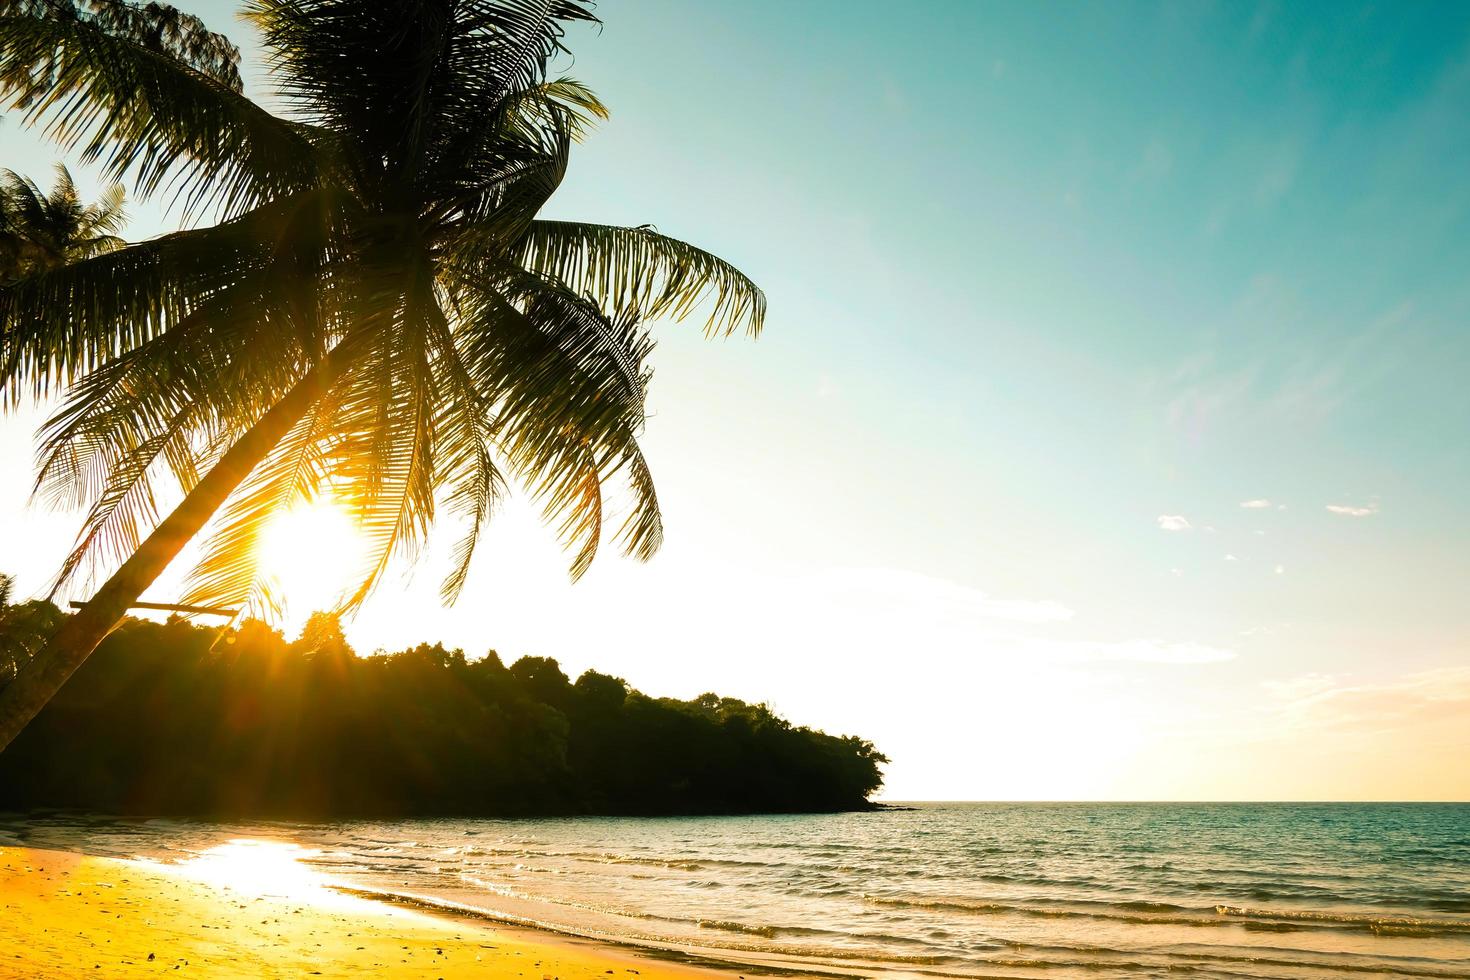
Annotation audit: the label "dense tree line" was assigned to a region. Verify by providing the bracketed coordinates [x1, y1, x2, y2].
[0, 601, 886, 817]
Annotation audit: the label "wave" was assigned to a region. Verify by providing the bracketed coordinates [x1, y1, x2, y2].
[421, 845, 723, 872]
[695, 919, 777, 938]
[451, 875, 820, 943]
[1214, 905, 1470, 936]
[326, 884, 964, 970]
[863, 894, 1222, 927]
[864, 894, 1470, 937]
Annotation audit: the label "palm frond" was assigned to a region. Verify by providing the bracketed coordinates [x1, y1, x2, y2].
[0, 191, 335, 404]
[180, 385, 338, 615]
[48, 399, 195, 595]
[612, 438, 662, 564]
[516, 220, 765, 337]
[85, 0, 244, 90]
[31, 264, 305, 506]
[0, 169, 50, 235]
[452, 274, 663, 579]
[80, 180, 127, 238]
[0, 10, 322, 219]
[424, 283, 505, 603]
[503, 77, 608, 142]
[2, 0, 244, 91]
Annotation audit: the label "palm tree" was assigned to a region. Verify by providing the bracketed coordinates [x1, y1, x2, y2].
[0, 164, 128, 280]
[0, 0, 764, 752]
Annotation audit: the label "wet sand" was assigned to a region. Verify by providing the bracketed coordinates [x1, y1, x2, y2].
[0, 846, 743, 979]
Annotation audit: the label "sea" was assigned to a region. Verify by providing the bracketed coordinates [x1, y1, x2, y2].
[2, 803, 1468, 979]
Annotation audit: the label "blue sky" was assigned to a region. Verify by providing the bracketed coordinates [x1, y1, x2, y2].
[2, 1, 1467, 799]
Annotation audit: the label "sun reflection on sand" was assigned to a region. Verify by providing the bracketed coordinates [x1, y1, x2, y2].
[156, 839, 338, 903]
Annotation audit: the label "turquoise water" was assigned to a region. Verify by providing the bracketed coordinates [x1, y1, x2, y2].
[4, 803, 1469, 978]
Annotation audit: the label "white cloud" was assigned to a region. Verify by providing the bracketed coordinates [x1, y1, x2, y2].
[1223, 554, 1239, 561]
[1263, 666, 1470, 737]
[1240, 499, 1273, 509]
[1157, 514, 1191, 531]
[1326, 502, 1378, 517]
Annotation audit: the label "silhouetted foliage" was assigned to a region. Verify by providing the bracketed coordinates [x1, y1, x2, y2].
[0, 577, 64, 687]
[0, 602, 886, 817]
[0, 164, 127, 282]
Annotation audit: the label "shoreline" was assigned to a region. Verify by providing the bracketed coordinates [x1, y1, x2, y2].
[0, 845, 770, 980]
[322, 884, 867, 980]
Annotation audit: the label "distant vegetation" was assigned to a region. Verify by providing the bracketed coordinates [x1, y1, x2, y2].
[0, 600, 886, 817]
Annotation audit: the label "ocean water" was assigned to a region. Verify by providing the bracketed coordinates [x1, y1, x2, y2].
[3, 803, 1468, 979]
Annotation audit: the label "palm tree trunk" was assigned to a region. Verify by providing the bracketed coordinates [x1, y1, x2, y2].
[0, 355, 344, 754]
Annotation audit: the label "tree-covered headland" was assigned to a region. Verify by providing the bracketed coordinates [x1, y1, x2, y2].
[0, 599, 887, 817]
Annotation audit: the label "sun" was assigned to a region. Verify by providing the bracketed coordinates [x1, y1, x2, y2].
[256, 497, 367, 618]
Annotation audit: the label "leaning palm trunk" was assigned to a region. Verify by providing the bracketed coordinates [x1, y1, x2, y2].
[0, 356, 340, 753]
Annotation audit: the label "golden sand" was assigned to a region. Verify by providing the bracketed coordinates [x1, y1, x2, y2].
[0, 846, 740, 980]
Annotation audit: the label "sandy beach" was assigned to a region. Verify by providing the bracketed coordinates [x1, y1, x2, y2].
[0, 846, 741, 980]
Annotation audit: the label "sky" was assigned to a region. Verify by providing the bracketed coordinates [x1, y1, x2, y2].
[2, 0, 1468, 801]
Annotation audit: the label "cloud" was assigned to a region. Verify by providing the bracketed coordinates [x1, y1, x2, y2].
[1240, 499, 1273, 509]
[1262, 666, 1470, 738]
[1223, 554, 1239, 561]
[1326, 502, 1378, 517]
[1157, 515, 1191, 531]
[1156, 301, 1401, 447]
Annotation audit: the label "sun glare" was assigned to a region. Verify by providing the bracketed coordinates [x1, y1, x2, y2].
[257, 498, 368, 618]
[169, 840, 326, 900]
